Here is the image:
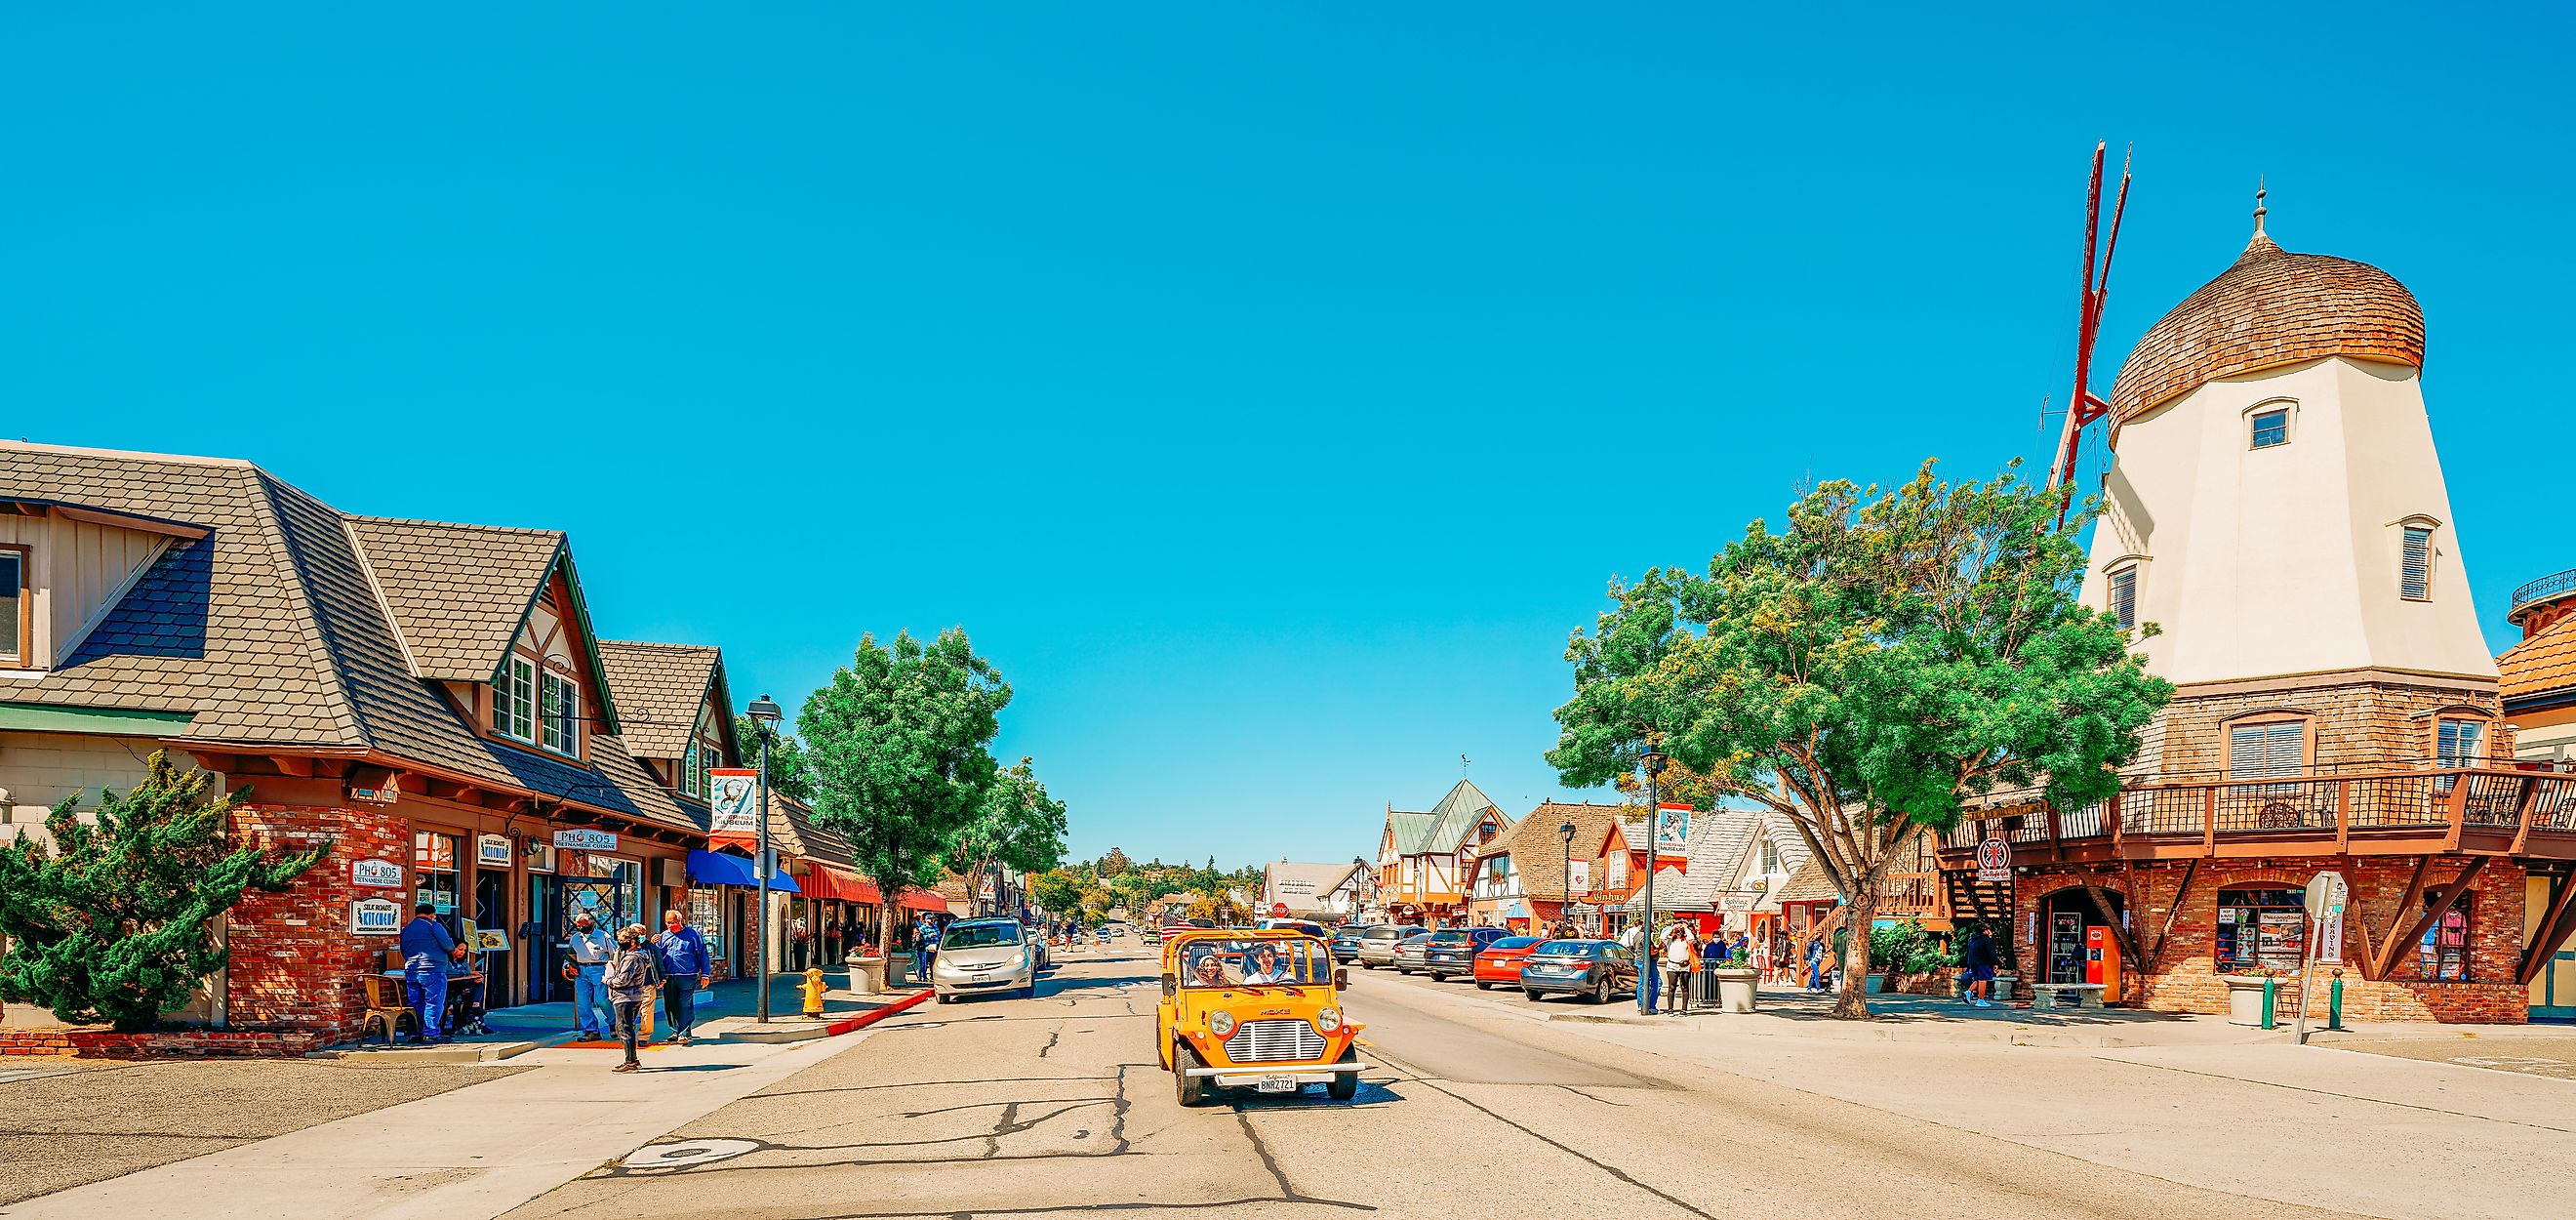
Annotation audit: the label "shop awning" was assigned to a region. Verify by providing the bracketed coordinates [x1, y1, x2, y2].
[897, 889, 950, 914]
[1502, 900, 1531, 919]
[803, 865, 882, 905]
[686, 849, 801, 893]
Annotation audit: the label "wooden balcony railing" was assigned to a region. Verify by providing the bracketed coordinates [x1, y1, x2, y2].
[1877, 871, 1945, 920]
[1938, 765, 2576, 864]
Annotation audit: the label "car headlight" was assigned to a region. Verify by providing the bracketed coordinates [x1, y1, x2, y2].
[1208, 1010, 1236, 1037]
[1315, 1007, 1341, 1033]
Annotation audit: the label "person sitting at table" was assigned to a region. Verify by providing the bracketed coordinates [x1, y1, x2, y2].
[399, 903, 457, 1044]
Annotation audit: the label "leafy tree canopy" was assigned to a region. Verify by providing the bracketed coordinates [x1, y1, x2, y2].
[951, 756, 1068, 883]
[734, 717, 815, 804]
[0, 752, 330, 1031]
[1550, 461, 2169, 1015]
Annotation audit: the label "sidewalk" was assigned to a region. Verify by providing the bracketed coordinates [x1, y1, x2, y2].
[312, 971, 921, 1063]
[0, 1008, 884, 1220]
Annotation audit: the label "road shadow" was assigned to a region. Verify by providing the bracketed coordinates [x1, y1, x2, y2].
[1226, 1079, 1405, 1112]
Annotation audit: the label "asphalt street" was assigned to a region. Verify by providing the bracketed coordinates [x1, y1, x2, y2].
[501, 941, 2372, 1220]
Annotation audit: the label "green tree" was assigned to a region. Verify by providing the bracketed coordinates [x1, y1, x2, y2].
[1550, 462, 2168, 1018]
[950, 756, 1069, 914]
[801, 628, 1012, 960]
[1026, 868, 1084, 918]
[1185, 893, 1250, 926]
[734, 717, 815, 805]
[0, 752, 330, 1031]
[1099, 847, 1132, 877]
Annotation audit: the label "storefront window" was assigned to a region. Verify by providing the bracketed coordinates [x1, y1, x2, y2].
[2215, 888, 2305, 973]
[2418, 892, 2473, 982]
[415, 831, 463, 939]
[589, 855, 643, 928]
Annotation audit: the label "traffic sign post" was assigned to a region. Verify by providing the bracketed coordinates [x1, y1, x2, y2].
[2294, 871, 2350, 1045]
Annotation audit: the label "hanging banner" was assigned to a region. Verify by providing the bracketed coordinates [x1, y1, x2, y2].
[1654, 803, 1691, 851]
[1568, 861, 1590, 894]
[709, 768, 760, 834]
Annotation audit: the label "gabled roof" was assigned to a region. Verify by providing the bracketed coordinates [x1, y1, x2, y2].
[1386, 809, 1437, 855]
[1480, 801, 1624, 901]
[598, 640, 732, 762]
[345, 516, 564, 682]
[1774, 858, 1841, 904]
[1620, 805, 1755, 912]
[1264, 860, 1364, 906]
[1422, 778, 1510, 852]
[0, 441, 695, 835]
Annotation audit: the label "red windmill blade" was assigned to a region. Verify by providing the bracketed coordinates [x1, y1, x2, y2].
[2045, 142, 2131, 527]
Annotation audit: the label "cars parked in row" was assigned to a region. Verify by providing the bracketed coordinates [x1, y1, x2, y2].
[1468, 935, 1545, 988]
[1389, 931, 1433, 974]
[1421, 927, 1511, 981]
[1349, 926, 1416, 968]
[1513, 938, 1639, 1003]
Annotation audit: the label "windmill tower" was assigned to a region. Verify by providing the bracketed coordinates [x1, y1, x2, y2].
[2059, 166, 2499, 778]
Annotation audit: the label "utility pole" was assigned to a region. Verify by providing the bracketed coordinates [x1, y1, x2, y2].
[1638, 737, 1666, 1016]
[747, 694, 784, 1023]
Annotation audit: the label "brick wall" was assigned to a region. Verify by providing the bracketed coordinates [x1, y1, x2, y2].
[2008, 857, 2530, 1023]
[2148, 678, 2506, 777]
[223, 802, 408, 1042]
[0, 1028, 327, 1059]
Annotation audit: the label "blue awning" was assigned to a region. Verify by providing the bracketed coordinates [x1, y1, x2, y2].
[687, 849, 802, 893]
[1502, 900, 1531, 919]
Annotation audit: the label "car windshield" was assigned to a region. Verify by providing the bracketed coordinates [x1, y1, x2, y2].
[1532, 939, 1606, 959]
[1179, 938, 1330, 988]
[1427, 929, 1473, 945]
[1491, 936, 1541, 951]
[942, 922, 1024, 950]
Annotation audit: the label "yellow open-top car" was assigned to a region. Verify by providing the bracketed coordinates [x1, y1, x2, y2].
[1155, 928, 1366, 1106]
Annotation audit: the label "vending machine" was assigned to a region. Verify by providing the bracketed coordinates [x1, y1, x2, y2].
[2084, 924, 2123, 1001]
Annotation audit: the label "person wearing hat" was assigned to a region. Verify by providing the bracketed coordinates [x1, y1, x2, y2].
[565, 909, 616, 1040]
[399, 902, 459, 1044]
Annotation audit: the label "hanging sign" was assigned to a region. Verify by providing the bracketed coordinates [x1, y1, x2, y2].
[1568, 861, 1590, 894]
[709, 768, 759, 834]
[553, 829, 619, 851]
[476, 834, 513, 867]
[351, 858, 405, 888]
[351, 897, 403, 935]
[1976, 836, 2012, 883]
[1718, 891, 1756, 914]
[1654, 803, 1691, 851]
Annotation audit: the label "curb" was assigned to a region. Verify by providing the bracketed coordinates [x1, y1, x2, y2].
[304, 1029, 582, 1064]
[705, 989, 936, 1044]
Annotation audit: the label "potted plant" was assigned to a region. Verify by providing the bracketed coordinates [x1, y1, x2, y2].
[2222, 967, 2285, 1025]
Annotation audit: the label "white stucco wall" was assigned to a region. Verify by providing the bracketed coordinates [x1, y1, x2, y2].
[2082, 355, 2494, 687]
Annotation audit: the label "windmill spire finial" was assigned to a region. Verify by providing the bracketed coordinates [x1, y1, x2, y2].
[2252, 176, 2269, 239]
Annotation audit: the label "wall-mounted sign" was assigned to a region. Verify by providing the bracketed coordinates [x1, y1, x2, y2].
[527, 842, 556, 874]
[553, 829, 618, 851]
[1976, 836, 2012, 883]
[476, 834, 513, 867]
[1717, 891, 1755, 913]
[709, 768, 759, 834]
[351, 858, 405, 889]
[351, 898, 402, 935]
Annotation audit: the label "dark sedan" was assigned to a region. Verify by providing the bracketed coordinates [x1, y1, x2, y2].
[1421, 927, 1512, 981]
[1517, 939, 1638, 1004]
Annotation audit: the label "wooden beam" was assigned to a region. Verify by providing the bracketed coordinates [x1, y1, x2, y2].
[2334, 780, 2351, 853]
[425, 779, 474, 802]
[2512, 776, 2543, 856]
[2145, 858, 2198, 976]
[2368, 856, 2435, 981]
[2519, 871, 2576, 987]
[2378, 857, 2486, 983]
[272, 755, 315, 778]
[2077, 875, 2144, 975]
[2441, 777, 2470, 853]
[2338, 864, 2378, 982]
[187, 752, 242, 775]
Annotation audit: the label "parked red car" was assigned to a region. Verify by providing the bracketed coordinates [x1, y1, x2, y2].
[1469, 935, 1547, 990]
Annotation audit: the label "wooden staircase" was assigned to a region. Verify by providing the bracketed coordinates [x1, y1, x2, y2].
[1942, 872, 2018, 971]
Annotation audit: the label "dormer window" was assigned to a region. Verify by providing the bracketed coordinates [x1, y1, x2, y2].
[681, 708, 715, 795]
[1759, 838, 1781, 876]
[2401, 526, 2435, 601]
[494, 658, 536, 742]
[539, 671, 580, 756]
[0, 547, 25, 667]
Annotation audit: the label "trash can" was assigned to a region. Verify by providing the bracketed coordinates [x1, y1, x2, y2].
[1692, 965, 1721, 1008]
[1713, 967, 1758, 1013]
[846, 953, 884, 996]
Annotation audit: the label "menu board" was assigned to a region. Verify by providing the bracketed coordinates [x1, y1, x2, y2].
[2255, 910, 2306, 972]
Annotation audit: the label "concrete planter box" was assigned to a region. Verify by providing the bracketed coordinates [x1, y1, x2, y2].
[1712, 967, 1759, 1013]
[2224, 975, 2270, 1026]
[846, 955, 886, 996]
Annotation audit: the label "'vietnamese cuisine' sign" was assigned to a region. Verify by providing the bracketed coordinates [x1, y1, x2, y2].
[351, 858, 405, 888]
[553, 829, 619, 851]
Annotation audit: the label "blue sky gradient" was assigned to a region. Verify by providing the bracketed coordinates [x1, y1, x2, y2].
[8, 7, 2569, 866]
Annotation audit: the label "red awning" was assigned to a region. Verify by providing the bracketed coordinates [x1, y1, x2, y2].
[899, 890, 950, 913]
[802, 865, 882, 905]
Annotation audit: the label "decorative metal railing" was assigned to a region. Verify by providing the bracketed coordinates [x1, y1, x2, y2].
[2511, 567, 2576, 620]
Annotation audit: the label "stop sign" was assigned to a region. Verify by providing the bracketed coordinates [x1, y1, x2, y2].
[1270, 902, 1289, 917]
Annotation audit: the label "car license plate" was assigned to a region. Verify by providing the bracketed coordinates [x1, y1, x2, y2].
[1255, 1076, 1299, 1094]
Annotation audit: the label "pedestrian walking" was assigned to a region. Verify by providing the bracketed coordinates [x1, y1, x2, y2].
[566, 909, 615, 1039]
[1959, 923, 1999, 1008]
[1659, 922, 1697, 1013]
[398, 903, 459, 1044]
[654, 909, 712, 1044]
[604, 924, 663, 1073]
[1750, 933, 1770, 984]
[912, 914, 938, 982]
[1804, 935, 1827, 991]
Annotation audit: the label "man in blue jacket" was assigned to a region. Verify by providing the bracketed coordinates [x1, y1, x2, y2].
[653, 909, 712, 1044]
[399, 903, 459, 1044]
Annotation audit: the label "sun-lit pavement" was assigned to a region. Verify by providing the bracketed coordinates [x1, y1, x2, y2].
[499, 941, 2399, 1220]
[2326, 1035, 2576, 1079]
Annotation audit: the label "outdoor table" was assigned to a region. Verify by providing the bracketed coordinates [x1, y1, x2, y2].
[378, 970, 490, 1036]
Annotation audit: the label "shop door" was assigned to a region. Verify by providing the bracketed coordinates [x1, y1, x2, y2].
[527, 875, 567, 1004]
[2042, 890, 2125, 985]
[2531, 874, 2576, 1023]
[473, 871, 512, 1008]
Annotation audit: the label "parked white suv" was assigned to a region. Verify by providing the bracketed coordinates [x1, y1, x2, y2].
[933, 918, 1038, 1003]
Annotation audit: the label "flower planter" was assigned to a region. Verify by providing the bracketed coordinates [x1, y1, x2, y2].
[2224, 975, 2270, 1026]
[1863, 973, 1886, 995]
[1711, 967, 1759, 1013]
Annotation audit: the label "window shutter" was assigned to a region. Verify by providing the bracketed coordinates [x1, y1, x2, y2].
[2401, 527, 2433, 600]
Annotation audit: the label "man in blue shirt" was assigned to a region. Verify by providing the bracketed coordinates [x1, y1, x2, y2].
[398, 903, 458, 1044]
[566, 909, 615, 1039]
[653, 909, 712, 1045]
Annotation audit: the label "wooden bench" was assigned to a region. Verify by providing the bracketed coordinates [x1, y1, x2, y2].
[2026, 982, 2108, 1010]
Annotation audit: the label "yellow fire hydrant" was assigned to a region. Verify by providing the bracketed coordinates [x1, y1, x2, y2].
[801, 967, 827, 1018]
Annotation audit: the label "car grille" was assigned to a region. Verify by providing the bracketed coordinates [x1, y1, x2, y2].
[1225, 1019, 1326, 1063]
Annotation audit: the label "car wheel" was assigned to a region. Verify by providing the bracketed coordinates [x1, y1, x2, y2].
[1524, 989, 1542, 1001]
[936, 992, 956, 1005]
[1474, 980, 1492, 991]
[1174, 1042, 1212, 1108]
[1327, 1048, 1359, 1102]
[1594, 976, 1616, 1004]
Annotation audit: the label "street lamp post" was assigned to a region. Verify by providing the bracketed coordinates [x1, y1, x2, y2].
[1638, 739, 1667, 1016]
[1557, 821, 1576, 938]
[747, 694, 784, 1023]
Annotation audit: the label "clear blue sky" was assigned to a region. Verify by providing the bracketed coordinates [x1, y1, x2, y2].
[8, 7, 2568, 868]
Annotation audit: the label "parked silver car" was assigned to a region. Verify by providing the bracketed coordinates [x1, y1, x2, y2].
[1390, 931, 1434, 975]
[932, 917, 1038, 1003]
[1350, 925, 1416, 968]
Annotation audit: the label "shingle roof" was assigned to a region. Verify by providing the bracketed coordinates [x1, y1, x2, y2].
[1774, 858, 1841, 904]
[2500, 614, 2576, 704]
[598, 640, 728, 761]
[1619, 805, 1759, 912]
[2110, 231, 2424, 422]
[345, 516, 565, 683]
[1481, 801, 1622, 902]
[0, 441, 699, 836]
[1263, 860, 1363, 908]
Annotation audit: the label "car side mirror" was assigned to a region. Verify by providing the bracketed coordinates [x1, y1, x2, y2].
[1334, 968, 1349, 990]
[1160, 973, 1178, 998]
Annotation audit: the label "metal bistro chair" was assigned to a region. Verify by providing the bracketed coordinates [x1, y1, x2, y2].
[360, 973, 421, 1045]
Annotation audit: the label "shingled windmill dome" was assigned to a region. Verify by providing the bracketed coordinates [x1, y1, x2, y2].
[2108, 212, 2425, 423]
